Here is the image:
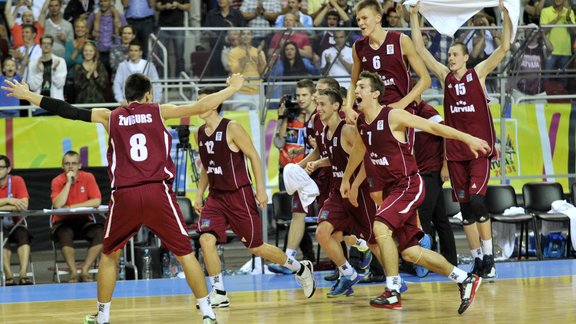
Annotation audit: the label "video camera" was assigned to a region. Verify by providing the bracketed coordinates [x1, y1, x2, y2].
[282, 95, 302, 121]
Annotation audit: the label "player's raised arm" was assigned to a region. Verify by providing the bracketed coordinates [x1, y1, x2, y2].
[344, 43, 361, 124]
[409, 3, 450, 84]
[161, 73, 245, 119]
[1, 79, 111, 127]
[474, 1, 511, 80]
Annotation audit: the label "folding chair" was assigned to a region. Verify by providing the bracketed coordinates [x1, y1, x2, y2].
[522, 182, 571, 258]
[486, 185, 540, 260]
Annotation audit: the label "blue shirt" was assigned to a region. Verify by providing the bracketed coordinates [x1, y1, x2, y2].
[0, 75, 21, 117]
[124, 0, 155, 19]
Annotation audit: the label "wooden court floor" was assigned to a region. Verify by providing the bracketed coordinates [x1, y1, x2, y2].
[1, 275, 575, 324]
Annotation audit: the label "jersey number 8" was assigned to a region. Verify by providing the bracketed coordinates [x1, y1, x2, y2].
[129, 133, 148, 162]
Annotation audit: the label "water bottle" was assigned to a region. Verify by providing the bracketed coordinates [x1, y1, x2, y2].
[142, 248, 152, 280]
[162, 252, 171, 278]
[118, 255, 126, 281]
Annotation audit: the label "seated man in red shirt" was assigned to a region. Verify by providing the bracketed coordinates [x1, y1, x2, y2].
[0, 154, 33, 286]
[51, 150, 103, 283]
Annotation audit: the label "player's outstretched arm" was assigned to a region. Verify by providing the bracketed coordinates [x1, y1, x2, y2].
[229, 121, 269, 208]
[1, 79, 110, 126]
[409, 4, 450, 84]
[161, 73, 245, 119]
[475, 1, 511, 80]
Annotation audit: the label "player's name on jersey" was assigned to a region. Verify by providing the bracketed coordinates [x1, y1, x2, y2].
[118, 114, 153, 126]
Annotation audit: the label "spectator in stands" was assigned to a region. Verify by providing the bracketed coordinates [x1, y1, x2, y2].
[540, 0, 575, 71]
[43, 0, 74, 58]
[63, 0, 95, 23]
[73, 41, 109, 103]
[228, 29, 266, 110]
[268, 12, 314, 60]
[109, 25, 135, 76]
[0, 58, 21, 117]
[458, 12, 501, 67]
[64, 18, 89, 103]
[0, 154, 32, 286]
[313, 0, 351, 27]
[4, 0, 48, 48]
[320, 30, 352, 90]
[385, 7, 404, 28]
[221, 29, 241, 73]
[155, 0, 190, 77]
[122, 0, 156, 58]
[28, 35, 67, 105]
[13, 24, 41, 84]
[203, 0, 246, 78]
[88, 0, 126, 72]
[240, 0, 282, 45]
[270, 40, 319, 80]
[524, 0, 545, 25]
[50, 150, 103, 283]
[275, 0, 313, 30]
[313, 10, 341, 56]
[509, 26, 553, 104]
[113, 41, 161, 105]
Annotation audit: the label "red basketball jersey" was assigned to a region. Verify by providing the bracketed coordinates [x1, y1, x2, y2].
[324, 120, 365, 191]
[311, 113, 329, 159]
[354, 31, 413, 105]
[414, 102, 444, 173]
[198, 118, 252, 191]
[443, 68, 496, 161]
[107, 103, 176, 188]
[357, 106, 419, 188]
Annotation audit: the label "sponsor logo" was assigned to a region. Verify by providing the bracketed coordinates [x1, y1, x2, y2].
[377, 120, 384, 130]
[362, 56, 367, 62]
[471, 183, 477, 189]
[118, 113, 153, 126]
[215, 131, 222, 141]
[241, 237, 247, 242]
[386, 44, 394, 55]
[466, 74, 473, 82]
[448, 83, 453, 89]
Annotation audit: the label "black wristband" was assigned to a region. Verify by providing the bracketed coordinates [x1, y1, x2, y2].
[40, 96, 92, 122]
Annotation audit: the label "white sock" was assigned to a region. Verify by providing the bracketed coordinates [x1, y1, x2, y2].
[471, 248, 483, 259]
[338, 261, 355, 277]
[285, 248, 297, 258]
[354, 239, 369, 251]
[448, 266, 469, 284]
[481, 239, 493, 255]
[97, 302, 110, 324]
[197, 296, 216, 319]
[210, 273, 225, 292]
[283, 256, 303, 273]
[386, 276, 401, 293]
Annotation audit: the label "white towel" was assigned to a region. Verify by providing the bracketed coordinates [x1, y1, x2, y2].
[283, 163, 319, 213]
[549, 200, 576, 248]
[403, 0, 520, 41]
[493, 206, 525, 259]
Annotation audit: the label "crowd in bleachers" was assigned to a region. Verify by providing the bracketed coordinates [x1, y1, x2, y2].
[0, 0, 576, 116]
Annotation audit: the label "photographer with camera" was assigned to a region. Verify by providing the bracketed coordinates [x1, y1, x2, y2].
[271, 79, 318, 272]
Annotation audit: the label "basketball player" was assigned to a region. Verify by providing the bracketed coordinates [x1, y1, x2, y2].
[341, 71, 488, 313]
[2, 73, 246, 324]
[193, 98, 316, 306]
[410, 1, 511, 278]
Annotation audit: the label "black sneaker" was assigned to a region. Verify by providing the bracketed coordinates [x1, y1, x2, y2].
[457, 274, 482, 314]
[482, 255, 496, 278]
[324, 269, 340, 281]
[470, 257, 483, 277]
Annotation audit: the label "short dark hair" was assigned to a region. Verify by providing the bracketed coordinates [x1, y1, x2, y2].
[125, 73, 152, 102]
[21, 24, 37, 35]
[450, 42, 469, 56]
[128, 40, 142, 51]
[0, 155, 11, 168]
[121, 25, 135, 34]
[296, 79, 315, 94]
[198, 87, 223, 114]
[326, 10, 340, 19]
[355, 0, 383, 16]
[62, 150, 80, 162]
[318, 88, 343, 110]
[318, 78, 340, 91]
[359, 71, 385, 100]
[40, 35, 54, 45]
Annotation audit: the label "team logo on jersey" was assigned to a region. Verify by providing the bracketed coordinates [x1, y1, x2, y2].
[362, 56, 367, 62]
[466, 74, 473, 83]
[199, 141, 203, 146]
[333, 137, 338, 146]
[80, 186, 85, 193]
[377, 120, 384, 130]
[386, 44, 394, 55]
[200, 218, 211, 229]
[215, 131, 222, 141]
[471, 183, 477, 189]
[319, 209, 330, 220]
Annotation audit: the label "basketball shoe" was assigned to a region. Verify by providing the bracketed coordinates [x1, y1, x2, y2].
[357, 247, 373, 270]
[457, 274, 482, 314]
[83, 314, 108, 324]
[268, 263, 295, 275]
[295, 260, 316, 298]
[414, 234, 431, 278]
[470, 257, 484, 277]
[203, 316, 218, 324]
[482, 254, 496, 278]
[326, 274, 362, 298]
[369, 288, 402, 309]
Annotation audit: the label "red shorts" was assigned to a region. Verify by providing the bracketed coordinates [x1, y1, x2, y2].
[318, 186, 377, 244]
[447, 158, 491, 203]
[291, 167, 330, 213]
[103, 182, 192, 256]
[197, 185, 263, 248]
[364, 154, 386, 194]
[376, 175, 425, 252]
